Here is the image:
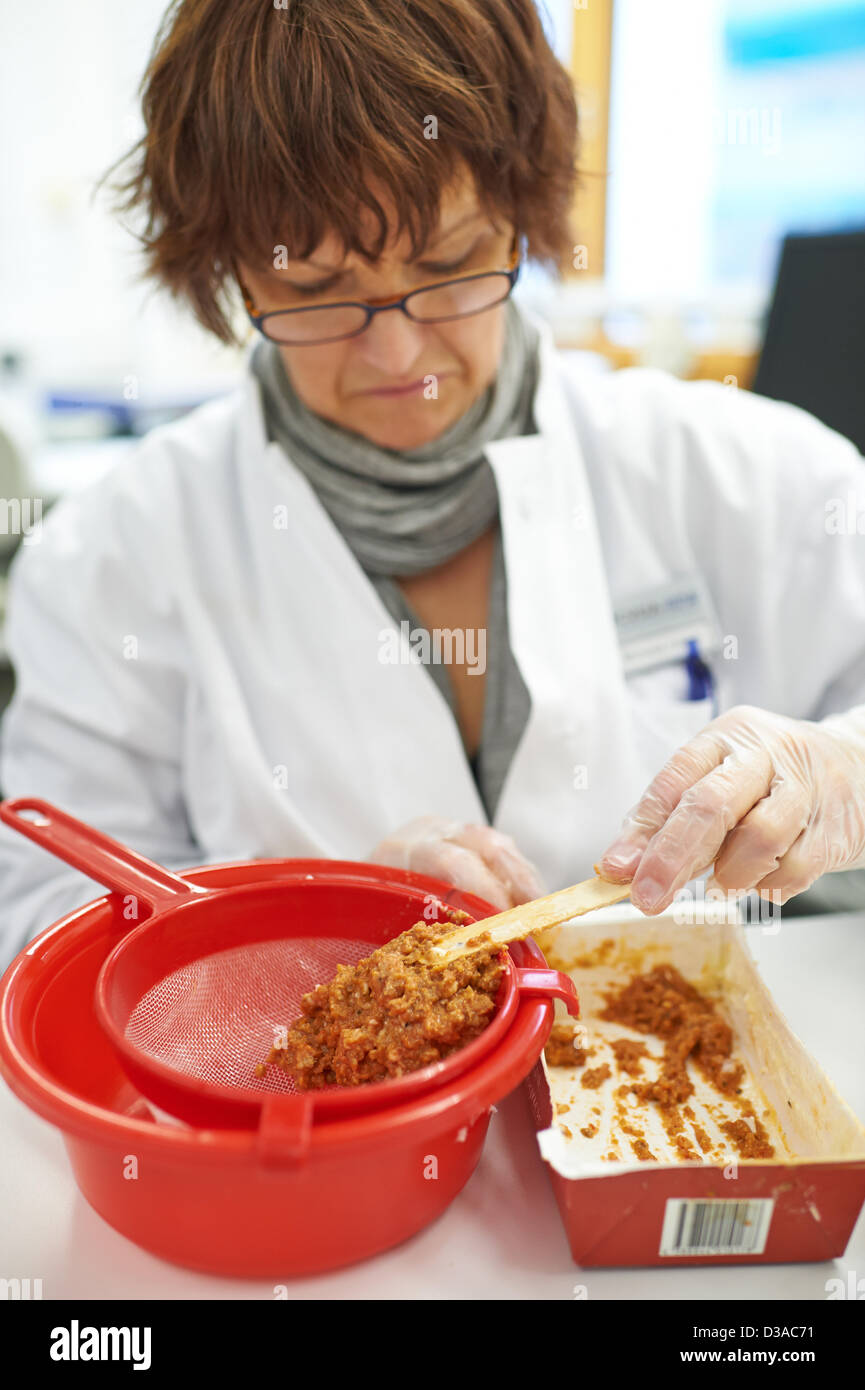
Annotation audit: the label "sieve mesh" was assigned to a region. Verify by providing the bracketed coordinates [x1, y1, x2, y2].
[124, 936, 377, 1096]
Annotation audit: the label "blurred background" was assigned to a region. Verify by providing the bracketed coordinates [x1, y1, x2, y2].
[1, 0, 864, 711]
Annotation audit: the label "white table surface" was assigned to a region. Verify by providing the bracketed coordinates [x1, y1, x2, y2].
[1, 910, 863, 1301]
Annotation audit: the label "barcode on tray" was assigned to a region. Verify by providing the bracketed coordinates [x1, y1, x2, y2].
[659, 1198, 774, 1257]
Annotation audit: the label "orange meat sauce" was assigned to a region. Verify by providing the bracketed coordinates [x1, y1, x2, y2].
[259, 914, 505, 1090]
[542, 961, 776, 1162]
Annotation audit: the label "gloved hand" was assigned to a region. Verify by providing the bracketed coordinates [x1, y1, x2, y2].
[599, 704, 865, 913]
[368, 814, 544, 911]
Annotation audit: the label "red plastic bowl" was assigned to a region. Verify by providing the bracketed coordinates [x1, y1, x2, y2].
[0, 859, 565, 1278]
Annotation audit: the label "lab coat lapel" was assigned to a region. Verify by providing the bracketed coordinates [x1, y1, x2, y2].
[231, 373, 487, 852]
[486, 327, 644, 889]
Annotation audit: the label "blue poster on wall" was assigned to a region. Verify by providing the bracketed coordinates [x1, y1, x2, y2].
[712, 0, 865, 286]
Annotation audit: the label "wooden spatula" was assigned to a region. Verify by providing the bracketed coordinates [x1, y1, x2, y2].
[430, 868, 632, 964]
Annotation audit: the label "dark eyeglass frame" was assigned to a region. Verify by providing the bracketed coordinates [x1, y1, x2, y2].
[236, 233, 521, 346]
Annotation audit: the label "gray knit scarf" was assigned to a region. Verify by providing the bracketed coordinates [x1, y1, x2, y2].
[250, 297, 540, 576]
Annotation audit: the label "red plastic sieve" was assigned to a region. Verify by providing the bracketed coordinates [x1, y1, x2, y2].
[0, 798, 578, 1135]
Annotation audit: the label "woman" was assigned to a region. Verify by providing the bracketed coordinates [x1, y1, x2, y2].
[2, 0, 865, 964]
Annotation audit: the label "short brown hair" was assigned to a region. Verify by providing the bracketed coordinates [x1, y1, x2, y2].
[108, 0, 580, 344]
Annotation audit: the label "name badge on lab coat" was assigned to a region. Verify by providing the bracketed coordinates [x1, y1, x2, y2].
[614, 575, 723, 676]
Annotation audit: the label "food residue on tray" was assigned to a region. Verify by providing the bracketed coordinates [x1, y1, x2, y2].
[610, 1038, 650, 1076]
[543, 961, 777, 1163]
[258, 914, 505, 1090]
[544, 1023, 587, 1067]
[581, 1063, 612, 1090]
[569, 938, 618, 969]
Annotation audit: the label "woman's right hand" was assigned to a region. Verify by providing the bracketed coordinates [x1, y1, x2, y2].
[368, 814, 544, 911]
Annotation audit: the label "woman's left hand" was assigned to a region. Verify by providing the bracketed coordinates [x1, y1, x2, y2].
[599, 704, 865, 913]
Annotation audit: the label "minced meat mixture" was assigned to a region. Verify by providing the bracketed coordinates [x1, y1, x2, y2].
[260, 919, 505, 1090]
[581, 1063, 612, 1089]
[544, 1023, 587, 1067]
[600, 963, 745, 1106]
[542, 962, 776, 1162]
[600, 962, 775, 1159]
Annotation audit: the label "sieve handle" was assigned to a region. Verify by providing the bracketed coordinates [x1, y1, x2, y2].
[257, 1094, 316, 1165]
[0, 797, 208, 912]
[515, 967, 580, 1019]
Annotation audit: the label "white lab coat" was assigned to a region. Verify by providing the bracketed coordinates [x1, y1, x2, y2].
[2, 311, 865, 963]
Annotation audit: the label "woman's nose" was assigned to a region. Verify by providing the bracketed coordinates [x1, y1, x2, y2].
[353, 306, 430, 377]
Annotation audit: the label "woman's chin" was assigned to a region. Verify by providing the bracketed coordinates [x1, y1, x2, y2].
[351, 402, 465, 452]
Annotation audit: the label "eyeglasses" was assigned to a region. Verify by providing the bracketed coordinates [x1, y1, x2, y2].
[237, 234, 521, 346]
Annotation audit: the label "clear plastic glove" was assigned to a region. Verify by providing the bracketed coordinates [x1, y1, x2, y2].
[599, 704, 865, 913]
[368, 814, 544, 911]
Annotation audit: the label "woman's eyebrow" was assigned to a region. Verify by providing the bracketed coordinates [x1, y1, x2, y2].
[267, 211, 489, 277]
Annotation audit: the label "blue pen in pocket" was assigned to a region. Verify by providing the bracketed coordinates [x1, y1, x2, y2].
[684, 638, 716, 710]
